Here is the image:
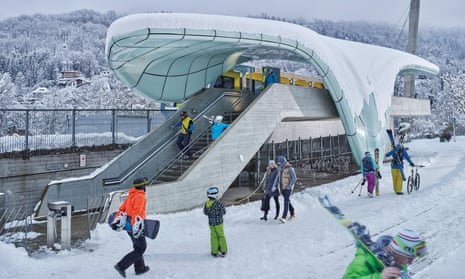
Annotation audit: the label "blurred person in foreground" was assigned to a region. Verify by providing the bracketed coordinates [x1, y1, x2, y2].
[342, 228, 426, 279]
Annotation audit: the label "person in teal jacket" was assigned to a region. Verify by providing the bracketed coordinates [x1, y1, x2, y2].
[342, 228, 426, 279]
[210, 115, 230, 141]
[360, 151, 379, 198]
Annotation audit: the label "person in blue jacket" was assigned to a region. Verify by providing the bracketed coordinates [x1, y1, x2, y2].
[211, 115, 230, 141]
[385, 144, 415, 194]
[264, 68, 278, 88]
[360, 151, 379, 198]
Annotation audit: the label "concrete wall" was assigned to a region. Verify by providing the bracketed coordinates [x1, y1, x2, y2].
[0, 149, 124, 209]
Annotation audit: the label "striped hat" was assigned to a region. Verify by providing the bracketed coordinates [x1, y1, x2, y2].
[389, 228, 426, 258]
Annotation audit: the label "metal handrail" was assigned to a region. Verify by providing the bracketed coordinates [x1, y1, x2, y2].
[229, 172, 266, 205]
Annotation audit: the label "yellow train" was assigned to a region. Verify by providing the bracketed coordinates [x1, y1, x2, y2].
[214, 67, 324, 94]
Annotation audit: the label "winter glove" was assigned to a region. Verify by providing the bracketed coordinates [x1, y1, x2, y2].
[361, 178, 366, 186]
[111, 212, 127, 231]
[410, 163, 415, 167]
[377, 171, 382, 179]
[132, 216, 145, 239]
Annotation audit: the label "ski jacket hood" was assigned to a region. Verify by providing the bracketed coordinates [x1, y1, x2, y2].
[277, 156, 290, 169]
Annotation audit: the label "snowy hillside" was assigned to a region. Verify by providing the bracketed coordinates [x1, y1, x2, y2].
[1, 136, 464, 278]
[1, 10, 465, 134]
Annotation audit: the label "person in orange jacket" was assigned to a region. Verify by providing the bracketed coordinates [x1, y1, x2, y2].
[112, 177, 150, 277]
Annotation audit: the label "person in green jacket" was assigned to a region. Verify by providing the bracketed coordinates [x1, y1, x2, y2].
[342, 228, 426, 279]
[203, 187, 228, 257]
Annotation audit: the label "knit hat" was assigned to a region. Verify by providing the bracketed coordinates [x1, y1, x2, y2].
[268, 160, 276, 166]
[389, 229, 426, 258]
[133, 177, 149, 188]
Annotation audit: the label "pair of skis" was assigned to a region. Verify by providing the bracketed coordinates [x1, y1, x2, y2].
[319, 195, 411, 279]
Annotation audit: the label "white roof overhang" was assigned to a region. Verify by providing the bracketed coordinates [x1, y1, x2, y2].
[105, 13, 439, 162]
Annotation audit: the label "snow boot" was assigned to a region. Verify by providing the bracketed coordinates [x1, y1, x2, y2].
[135, 266, 150, 275]
[114, 264, 126, 278]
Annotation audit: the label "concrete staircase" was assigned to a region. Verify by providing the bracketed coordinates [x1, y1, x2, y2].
[145, 84, 339, 214]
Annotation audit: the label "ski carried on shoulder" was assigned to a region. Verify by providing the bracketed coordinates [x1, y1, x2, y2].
[318, 195, 411, 279]
[386, 128, 396, 148]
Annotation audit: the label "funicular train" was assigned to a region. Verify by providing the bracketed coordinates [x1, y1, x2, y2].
[213, 66, 325, 93]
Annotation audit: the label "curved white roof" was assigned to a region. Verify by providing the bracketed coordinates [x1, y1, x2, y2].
[105, 13, 439, 162]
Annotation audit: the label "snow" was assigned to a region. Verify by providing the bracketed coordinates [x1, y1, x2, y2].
[1, 136, 463, 278]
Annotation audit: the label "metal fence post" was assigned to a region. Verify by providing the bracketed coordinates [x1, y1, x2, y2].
[71, 109, 76, 147]
[25, 110, 29, 151]
[111, 109, 116, 144]
[146, 110, 151, 133]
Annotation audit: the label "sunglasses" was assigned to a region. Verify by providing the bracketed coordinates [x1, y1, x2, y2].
[394, 236, 427, 258]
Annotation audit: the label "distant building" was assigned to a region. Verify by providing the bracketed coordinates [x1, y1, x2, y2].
[58, 71, 90, 87]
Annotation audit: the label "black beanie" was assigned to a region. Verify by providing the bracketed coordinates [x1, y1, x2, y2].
[133, 177, 148, 188]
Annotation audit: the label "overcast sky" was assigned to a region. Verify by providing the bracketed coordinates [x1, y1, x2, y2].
[1, 0, 464, 29]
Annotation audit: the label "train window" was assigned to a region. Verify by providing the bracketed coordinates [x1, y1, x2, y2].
[245, 79, 263, 95]
[214, 76, 235, 89]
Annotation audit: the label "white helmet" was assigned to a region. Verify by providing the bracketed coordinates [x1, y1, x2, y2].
[398, 122, 411, 134]
[214, 115, 223, 123]
[207, 187, 219, 199]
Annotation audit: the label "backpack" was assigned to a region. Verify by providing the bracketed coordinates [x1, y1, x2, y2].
[362, 156, 374, 172]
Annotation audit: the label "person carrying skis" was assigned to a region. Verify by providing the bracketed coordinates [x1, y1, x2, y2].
[360, 151, 379, 198]
[112, 177, 150, 277]
[260, 160, 280, 221]
[277, 156, 297, 223]
[342, 228, 426, 279]
[203, 187, 228, 257]
[385, 144, 415, 194]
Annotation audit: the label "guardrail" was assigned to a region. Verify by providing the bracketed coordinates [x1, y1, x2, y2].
[0, 108, 174, 154]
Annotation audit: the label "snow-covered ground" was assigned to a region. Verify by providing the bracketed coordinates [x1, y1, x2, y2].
[1, 136, 463, 278]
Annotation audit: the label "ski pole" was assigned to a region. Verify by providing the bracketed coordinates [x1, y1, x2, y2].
[351, 179, 362, 194]
[358, 180, 364, 196]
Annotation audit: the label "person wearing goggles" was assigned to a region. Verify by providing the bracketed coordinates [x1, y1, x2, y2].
[343, 228, 426, 278]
